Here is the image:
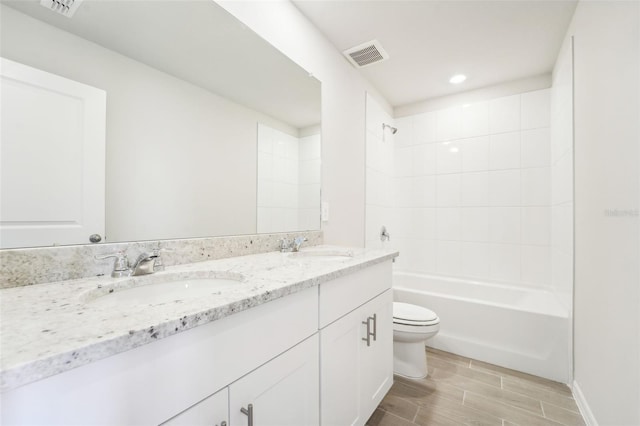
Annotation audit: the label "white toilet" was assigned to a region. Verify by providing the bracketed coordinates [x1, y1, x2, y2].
[392, 302, 440, 379]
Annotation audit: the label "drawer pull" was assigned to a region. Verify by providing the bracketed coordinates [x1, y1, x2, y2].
[241, 404, 254, 426]
[362, 314, 377, 347]
[362, 318, 371, 346]
[371, 313, 377, 342]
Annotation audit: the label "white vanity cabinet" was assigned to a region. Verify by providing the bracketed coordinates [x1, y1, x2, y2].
[319, 261, 394, 426]
[1, 257, 394, 426]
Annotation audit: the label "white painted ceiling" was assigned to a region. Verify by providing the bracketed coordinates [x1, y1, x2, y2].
[2, 0, 321, 129]
[292, 0, 577, 107]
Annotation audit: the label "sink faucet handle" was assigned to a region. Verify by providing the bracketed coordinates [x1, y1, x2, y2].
[151, 246, 173, 272]
[94, 251, 131, 278]
[279, 238, 290, 252]
[293, 236, 308, 252]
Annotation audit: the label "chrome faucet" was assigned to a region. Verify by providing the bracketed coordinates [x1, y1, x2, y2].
[279, 236, 308, 253]
[95, 251, 131, 278]
[96, 249, 161, 277]
[292, 236, 307, 252]
[130, 251, 159, 276]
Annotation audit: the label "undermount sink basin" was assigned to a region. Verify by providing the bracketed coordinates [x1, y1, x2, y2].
[286, 249, 354, 262]
[84, 271, 245, 307]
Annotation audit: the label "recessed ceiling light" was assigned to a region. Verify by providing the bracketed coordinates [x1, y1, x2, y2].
[449, 74, 467, 84]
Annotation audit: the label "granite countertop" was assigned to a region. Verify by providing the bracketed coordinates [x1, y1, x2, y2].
[0, 245, 397, 392]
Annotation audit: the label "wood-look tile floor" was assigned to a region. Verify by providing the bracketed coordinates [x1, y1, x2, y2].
[367, 348, 585, 426]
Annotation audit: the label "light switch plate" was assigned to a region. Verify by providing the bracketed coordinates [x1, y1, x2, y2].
[321, 202, 329, 222]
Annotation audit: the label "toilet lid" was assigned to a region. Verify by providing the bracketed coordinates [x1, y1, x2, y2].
[393, 302, 438, 323]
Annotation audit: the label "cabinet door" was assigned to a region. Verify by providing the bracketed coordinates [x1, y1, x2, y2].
[229, 335, 319, 426]
[359, 290, 393, 419]
[320, 289, 393, 426]
[161, 387, 228, 426]
[320, 304, 366, 426]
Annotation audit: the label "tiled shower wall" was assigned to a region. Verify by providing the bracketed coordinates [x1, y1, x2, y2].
[393, 89, 552, 288]
[298, 132, 322, 231]
[257, 124, 321, 233]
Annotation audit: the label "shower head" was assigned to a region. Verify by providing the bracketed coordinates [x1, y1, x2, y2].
[382, 123, 398, 135]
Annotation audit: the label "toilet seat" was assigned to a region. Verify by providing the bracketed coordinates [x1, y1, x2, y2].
[393, 302, 439, 326]
[392, 302, 440, 379]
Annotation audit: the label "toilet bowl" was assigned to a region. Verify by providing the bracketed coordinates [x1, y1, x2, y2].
[393, 302, 440, 379]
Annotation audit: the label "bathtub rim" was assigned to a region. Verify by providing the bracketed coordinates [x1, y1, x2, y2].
[393, 271, 569, 318]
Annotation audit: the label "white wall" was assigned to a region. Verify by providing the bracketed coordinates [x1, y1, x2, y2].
[550, 30, 575, 386]
[218, 0, 393, 247]
[365, 93, 395, 250]
[392, 89, 552, 289]
[567, 1, 640, 424]
[0, 5, 298, 242]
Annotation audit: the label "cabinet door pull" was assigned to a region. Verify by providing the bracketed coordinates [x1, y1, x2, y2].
[371, 313, 377, 342]
[362, 318, 371, 346]
[362, 314, 376, 347]
[241, 403, 254, 426]
[220, 422, 227, 426]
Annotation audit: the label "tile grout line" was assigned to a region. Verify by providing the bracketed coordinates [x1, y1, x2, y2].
[465, 355, 571, 389]
[430, 351, 573, 400]
[426, 371, 509, 398]
[468, 390, 569, 425]
[501, 380, 575, 404]
[402, 349, 586, 426]
[541, 398, 582, 415]
[380, 407, 415, 425]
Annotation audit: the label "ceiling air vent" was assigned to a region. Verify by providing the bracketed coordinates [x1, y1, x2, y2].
[343, 40, 389, 68]
[39, 0, 84, 18]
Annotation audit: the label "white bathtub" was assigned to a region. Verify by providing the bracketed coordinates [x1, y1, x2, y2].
[393, 272, 571, 383]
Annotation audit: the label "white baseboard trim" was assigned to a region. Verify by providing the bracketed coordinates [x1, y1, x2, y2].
[572, 380, 598, 426]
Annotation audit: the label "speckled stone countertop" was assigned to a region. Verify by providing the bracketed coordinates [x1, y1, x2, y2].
[0, 245, 397, 392]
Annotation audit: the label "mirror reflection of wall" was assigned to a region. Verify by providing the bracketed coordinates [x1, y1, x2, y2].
[257, 124, 321, 233]
[0, 0, 321, 248]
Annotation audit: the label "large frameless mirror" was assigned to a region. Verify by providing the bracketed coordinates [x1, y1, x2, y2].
[0, 0, 321, 249]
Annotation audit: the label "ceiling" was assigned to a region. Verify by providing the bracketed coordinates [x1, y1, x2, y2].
[292, 0, 578, 107]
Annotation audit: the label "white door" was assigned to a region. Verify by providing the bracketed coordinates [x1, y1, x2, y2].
[230, 335, 319, 426]
[0, 57, 106, 248]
